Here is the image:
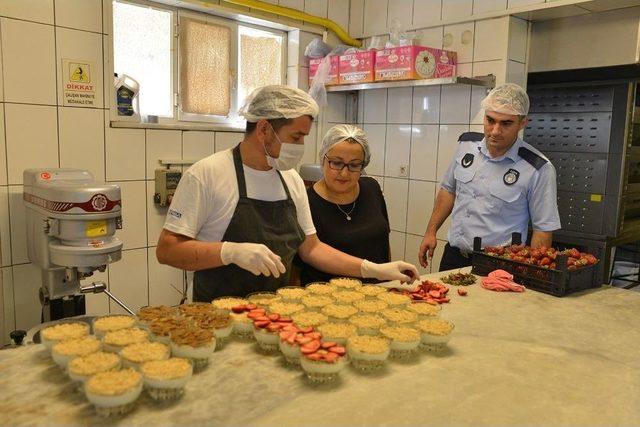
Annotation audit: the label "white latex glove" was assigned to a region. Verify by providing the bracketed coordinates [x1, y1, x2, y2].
[220, 242, 286, 278]
[360, 260, 420, 283]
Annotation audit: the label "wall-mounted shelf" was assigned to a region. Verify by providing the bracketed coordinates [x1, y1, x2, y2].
[325, 75, 496, 92]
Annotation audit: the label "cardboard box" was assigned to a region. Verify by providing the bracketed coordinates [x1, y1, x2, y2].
[309, 56, 339, 86]
[339, 50, 376, 84]
[375, 46, 457, 82]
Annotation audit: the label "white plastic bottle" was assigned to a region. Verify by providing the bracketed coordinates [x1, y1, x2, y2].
[114, 73, 141, 122]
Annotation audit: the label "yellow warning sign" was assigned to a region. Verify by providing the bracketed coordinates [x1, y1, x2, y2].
[70, 64, 90, 82]
[590, 194, 603, 202]
[86, 220, 107, 238]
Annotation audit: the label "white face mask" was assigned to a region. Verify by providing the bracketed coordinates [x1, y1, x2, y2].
[265, 125, 305, 171]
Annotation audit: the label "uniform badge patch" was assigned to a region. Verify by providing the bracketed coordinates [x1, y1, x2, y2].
[461, 153, 474, 168]
[503, 168, 520, 186]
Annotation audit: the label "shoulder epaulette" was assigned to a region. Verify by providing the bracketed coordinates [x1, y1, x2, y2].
[457, 132, 484, 142]
[518, 147, 548, 170]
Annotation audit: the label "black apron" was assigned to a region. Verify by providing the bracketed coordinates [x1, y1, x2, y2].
[193, 145, 306, 301]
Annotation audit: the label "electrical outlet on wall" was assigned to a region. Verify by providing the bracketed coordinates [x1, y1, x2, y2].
[399, 165, 408, 177]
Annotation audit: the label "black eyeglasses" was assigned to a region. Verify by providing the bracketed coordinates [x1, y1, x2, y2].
[324, 155, 364, 172]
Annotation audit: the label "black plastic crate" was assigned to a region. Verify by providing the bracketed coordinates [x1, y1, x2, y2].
[470, 234, 600, 297]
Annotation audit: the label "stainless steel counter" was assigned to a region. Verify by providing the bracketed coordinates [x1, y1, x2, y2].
[1, 269, 638, 426]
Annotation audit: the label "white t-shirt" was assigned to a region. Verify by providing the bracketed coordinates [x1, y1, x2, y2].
[163, 149, 317, 241]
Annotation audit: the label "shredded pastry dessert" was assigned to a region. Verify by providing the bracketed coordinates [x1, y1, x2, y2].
[121, 342, 170, 363]
[137, 306, 176, 322]
[321, 304, 358, 319]
[301, 295, 334, 309]
[291, 311, 328, 328]
[348, 335, 389, 354]
[103, 328, 149, 346]
[170, 328, 214, 347]
[68, 352, 120, 376]
[268, 302, 304, 316]
[86, 368, 142, 396]
[142, 358, 192, 380]
[377, 292, 411, 306]
[94, 315, 136, 333]
[179, 303, 215, 317]
[333, 291, 365, 304]
[380, 326, 420, 342]
[317, 322, 357, 339]
[193, 312, 232, 329]
[408, 303, 441, 316]
[41, 322, 88, 341]
[149, 317, 193, 337]
[416, 319, 454, 336]
[276, 287, 307, 300]
[305, 283, 335, 295]
[350, 314, 386, 329]
[357, 285, 386, 297]
[53, 336, 101, 356]
[354, 299, 388, 313]
[329, 277, 362, 289]
[381, 308, 418, 324]
[212, 297, 248, 310]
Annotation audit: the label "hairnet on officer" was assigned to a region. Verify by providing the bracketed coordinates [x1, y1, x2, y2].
[319, 124, 371, 167]
[480, 83, 530, 116]
[238, 85, 319, 122]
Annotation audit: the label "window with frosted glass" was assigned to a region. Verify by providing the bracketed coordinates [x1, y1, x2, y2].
[180, 17, 231, 117]
[238, 26, 283, 105]
[113, 1, 173, 117]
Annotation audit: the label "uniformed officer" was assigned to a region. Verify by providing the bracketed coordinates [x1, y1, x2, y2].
[418, 83, 561, 271]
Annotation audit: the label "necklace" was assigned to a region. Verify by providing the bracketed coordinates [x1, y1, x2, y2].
[336, 200, 356, 221]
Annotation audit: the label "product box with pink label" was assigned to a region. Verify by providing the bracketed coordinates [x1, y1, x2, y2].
[375, 46, 457, 82]
[308, 56, 340, 86]
[338, 50, 376, 84]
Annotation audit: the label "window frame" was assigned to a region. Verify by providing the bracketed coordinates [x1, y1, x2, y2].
[109, 0, 288, 127]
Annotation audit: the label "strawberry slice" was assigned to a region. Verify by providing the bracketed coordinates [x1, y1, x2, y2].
[266, 323, 282, 332]
[297, 336, 312, 345]
[323, 352, 339, 363]
[246, 304, 257, 310]
[253, 320, 269, 328]
[286, 334, 297, 345]
[305, 332, 322, 340]
[282, 324, 298, 332]
[278, 317, 293, 323]
[425, 299, 438, 306]
[279, 331, 292, 340]
[247, 312, 262, 319]
[300, 340, 321, 354]
[268, 313, 280, 321]
[428, 290, 441, 298]
[321, 341, 337, 349]
[329, 346, 346, 355]
[457, 289, 468, 296]
[298, 326, 314, 334]
[306, 352, 323, 361]
[249, 308, 266, 315]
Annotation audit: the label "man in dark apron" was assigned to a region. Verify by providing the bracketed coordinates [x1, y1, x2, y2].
[157, 85, 419, 301]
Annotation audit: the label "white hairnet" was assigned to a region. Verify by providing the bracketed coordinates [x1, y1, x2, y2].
[238, 85, 319, 122]
[319, 124, 371, 167]
[480, 83, 530, 116]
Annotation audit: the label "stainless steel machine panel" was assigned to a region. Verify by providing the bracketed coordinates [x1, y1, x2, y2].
[544, 152, 609, 194]
[528, 85, 614, 113]
[525, 112, 613, 153]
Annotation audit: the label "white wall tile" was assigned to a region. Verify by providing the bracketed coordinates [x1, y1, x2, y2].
[507, 59, 527, 88]
[287, 31, 301, 68]
[437, 124, 469, 180]
[183, 131, 215, 162]
[417, 25, 444, 49]
[470, 85, 490, 124]
[383, 177, 408, 232]
[108, 248, 148, 314]
[470, 124, 484, 133]
[473, 0, 507, 15]
[363, 124, 386, 176]
[508, 17, 528, 63]
[386, 0, 413, 30]
[413, 0, 442, 28]
[148, 251, 184, 307]
[409, 124, 438, 181]
[457, 62, 473, 78]
[103, 0, 113, 35]
[389, 230, 406, 260]
[116, 180, 147, 250]
[304, 0, 328, 18]
[472, 59, 507, 85]
[0, 104, 6, 185]
[328, 0, 349, 33]
[507, 0, 544, 8]
[58, 107, 105, 180]
[407, 180, 436, 235]
[412, 86, 440, 124]
[298, 66, 309, 92]
[8, 186, 26, 264]
[56, 27, 104, 108]
[386, 87, 413, 124]
[1, 267, 15, 344]
[442, 0, 472, 21]
[55, 0, 102, 33]
[349, 0, 365, 37]
[440, 84, 471, 124]
[443, 22, 474, 64]
[0, 22, 3, 100]
[0, 0, 54, 24]
[404, 233, 428, 275]
[363, 89, 387, 123]
[12, 263, 41, 331]
[84, 269, 109, 315]
[370, 175, 384, 191]
[105, 123, 146, 181]
[302, 122, 318, 165]
[363, 0, 388, 36]
[215, 132, 243, 152]
[147, 181, 167, 247]
[1, 19, 56, 104]
[146, 130, 181, 179]
[5, 104, 58, 185]
[102, 35, 111, 109]
[0, 187, 10, 267]
[384, 125, 411, 178]
[326, 93, 346, 122]
[474, 17, 509, 62]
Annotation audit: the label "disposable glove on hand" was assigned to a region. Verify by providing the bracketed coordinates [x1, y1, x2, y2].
[220, 242, 286, 278]
[360, 260, 420, 283]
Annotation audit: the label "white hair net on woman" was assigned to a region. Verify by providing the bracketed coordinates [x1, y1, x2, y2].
[319, 124, 371, 167]
[480, 83, 530, 116]
[238, 85, 319, 122]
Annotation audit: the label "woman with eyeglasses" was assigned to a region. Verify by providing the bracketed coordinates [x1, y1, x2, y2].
[296, 124, 391, 284]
